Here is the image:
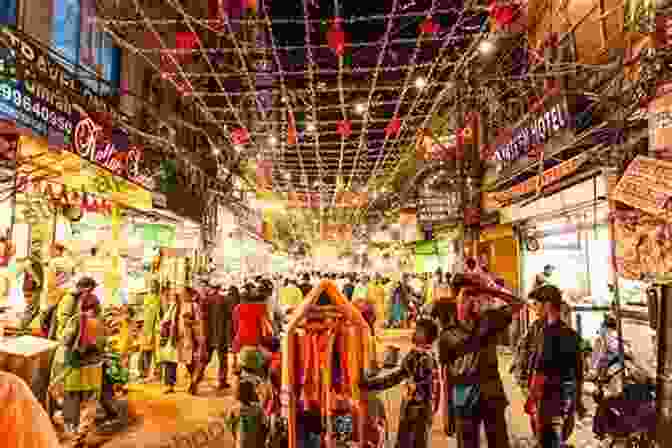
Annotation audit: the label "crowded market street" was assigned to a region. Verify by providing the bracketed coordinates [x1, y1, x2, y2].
[0, 0, 670, 447]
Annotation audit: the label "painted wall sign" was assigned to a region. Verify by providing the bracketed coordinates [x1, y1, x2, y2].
[612, 156, 672, 220]
[495, 98, 571, 162]
[482, 152, 588, 209]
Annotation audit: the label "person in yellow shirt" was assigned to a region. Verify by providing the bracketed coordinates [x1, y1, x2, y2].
[366, 274, 386, 328]
[278, 278, 304, 315]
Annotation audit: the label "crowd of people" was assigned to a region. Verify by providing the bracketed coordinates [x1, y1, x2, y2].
[0, 260, 654, 448]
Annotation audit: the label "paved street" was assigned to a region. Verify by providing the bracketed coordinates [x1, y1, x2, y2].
[104, 320, 657, 448]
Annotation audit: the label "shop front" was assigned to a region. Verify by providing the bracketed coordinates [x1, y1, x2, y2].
[414, 225, 460, 274]
[478, 224, 519, 294]
[504, 175, 612, 341]
[10, 133, 152, 310]
[149, 195, 204, 289]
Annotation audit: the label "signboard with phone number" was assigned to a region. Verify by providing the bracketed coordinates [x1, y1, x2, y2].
[0, 79, 74, 139]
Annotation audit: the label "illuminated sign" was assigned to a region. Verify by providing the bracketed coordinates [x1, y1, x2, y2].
[73, 118, 141, 181]
[495, 99, 571, 162]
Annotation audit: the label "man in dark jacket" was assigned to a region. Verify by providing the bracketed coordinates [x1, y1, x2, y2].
[438, 273, 526, 448]
[516, 285, 585, 448]
[206, 282, 237, 389]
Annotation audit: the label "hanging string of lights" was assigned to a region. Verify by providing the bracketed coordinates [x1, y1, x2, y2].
[93, 0, 635, 229]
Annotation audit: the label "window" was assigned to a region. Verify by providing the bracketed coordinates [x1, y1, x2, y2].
[52, 0, 81, 64]
[0, 0, 17, 26]
[52, 0, 120, 95]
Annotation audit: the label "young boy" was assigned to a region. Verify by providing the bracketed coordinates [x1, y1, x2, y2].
[226, 346, 269, 448]
[360, 318, 439, 448]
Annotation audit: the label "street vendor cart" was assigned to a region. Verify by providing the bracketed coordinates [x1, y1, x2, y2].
[0, 335, 58, 388]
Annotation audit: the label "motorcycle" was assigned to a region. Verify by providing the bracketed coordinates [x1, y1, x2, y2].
[587, 352, 656, 448]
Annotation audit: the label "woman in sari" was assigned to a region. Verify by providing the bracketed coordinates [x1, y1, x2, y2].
[58, 290, 110, 436]
[48, 277, 97, 415]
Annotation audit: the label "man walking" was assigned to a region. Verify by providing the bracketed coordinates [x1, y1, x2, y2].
[205, 282, 236, 390]
[438, 273, 526, 448]
[519, 285, 585, 448]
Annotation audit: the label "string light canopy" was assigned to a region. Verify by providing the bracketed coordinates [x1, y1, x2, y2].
[93, 0, 635, 227]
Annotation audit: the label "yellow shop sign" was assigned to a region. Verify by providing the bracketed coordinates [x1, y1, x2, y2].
[18, 136, 151, 210]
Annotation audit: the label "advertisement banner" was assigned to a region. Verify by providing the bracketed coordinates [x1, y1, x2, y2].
[611, 156, 672, 220]
[649, 82, 672, 159]
[482, 152, 589, 209]
[613, 210, 672, 280]
[18, 135, 152, 209]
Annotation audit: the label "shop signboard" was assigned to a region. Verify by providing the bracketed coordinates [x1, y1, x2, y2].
[649, 82, 672, 158]
[287, 191, 368, 208]
[494, 96, 572, 164]
[17, 135, 152, 210]
[482, 152, 589, 209]
[612, 156, 672, 220]
[0, 26, 149, 190]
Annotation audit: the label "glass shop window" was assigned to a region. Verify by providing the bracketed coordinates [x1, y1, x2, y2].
[52, 0, 120, 95]
[0, 0, 17, 25]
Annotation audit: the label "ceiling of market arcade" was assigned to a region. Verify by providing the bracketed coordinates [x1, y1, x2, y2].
[84, 0, 649, 250]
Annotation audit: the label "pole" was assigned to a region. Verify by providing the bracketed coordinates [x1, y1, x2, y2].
[605, 167, 626, 392]
[657, 284, 672, 447]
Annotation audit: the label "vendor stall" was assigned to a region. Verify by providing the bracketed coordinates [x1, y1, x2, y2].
[282, 280, 372, 448]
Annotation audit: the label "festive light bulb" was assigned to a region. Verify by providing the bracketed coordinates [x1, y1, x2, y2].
[268, 136, 277, 145]
[479, 41, 495, 54]
[307, 123, 316, 132]
[355, 103, 366, 114]
[415, 77, 427, 88]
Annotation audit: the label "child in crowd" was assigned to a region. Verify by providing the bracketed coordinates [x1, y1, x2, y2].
[227, 346, 269, 448]
[360, 318, 439, 448]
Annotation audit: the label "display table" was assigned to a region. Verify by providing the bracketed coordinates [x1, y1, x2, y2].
[0, 336, 59, 386]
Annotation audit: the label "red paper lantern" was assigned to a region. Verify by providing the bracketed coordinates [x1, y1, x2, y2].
[336, 120, 352, 138]
[385, 117, 401, 138]
[489, 2, 518, 27]
[231, 127, 250, 145]
[419, 16, 440, 34]
[327, 18, 346, 56]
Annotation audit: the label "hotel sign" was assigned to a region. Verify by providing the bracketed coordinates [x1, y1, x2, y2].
[495, 98, 571, 162]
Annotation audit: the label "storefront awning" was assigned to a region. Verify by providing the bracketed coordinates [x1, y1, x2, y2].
[18, 136, 152, 210]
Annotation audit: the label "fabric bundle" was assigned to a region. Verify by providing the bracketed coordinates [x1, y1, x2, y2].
[280, 281, 373, 448]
